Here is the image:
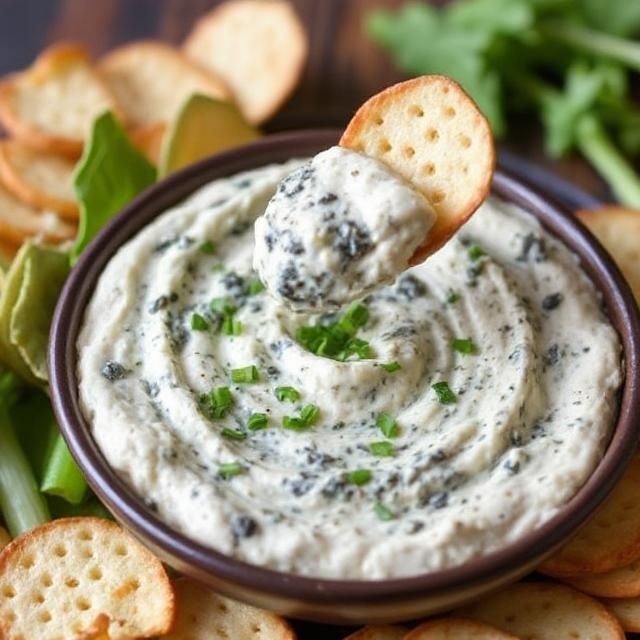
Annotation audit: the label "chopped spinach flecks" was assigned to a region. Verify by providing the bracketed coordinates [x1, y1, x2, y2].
[347, 469, 372, 486]
[199, 240, 216, 255]
[452, 338, 477, 355]
[245, 275, 266, 296]
[381, 361, 401, 373]
[275, 386, 300, 402]
[191, 313, 209, 331]
[446, 289, 461, 304]
[376, 413, 398, 438]
[467, 244, 486, 261]
[432, 381, 457, 405]
[369, 441, 395, 457]
[230, 365, 260, 384]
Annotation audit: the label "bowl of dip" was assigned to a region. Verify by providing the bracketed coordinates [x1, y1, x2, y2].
[49, 129, 640, 624]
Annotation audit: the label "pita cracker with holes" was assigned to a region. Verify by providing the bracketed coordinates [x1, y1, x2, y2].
[603, 596, 640, 633]
[99, 41, 229, 134]
[566, 557, 640, 598]
[343, 624, 408, 640]
[184, 0, 308, 124]
[0, 179, 75, 244]
[0, 139, 78, 219]
[403, 618, 518, 639]
[0, 43, 121, 157]
[161, 577, 295, 640]
[539, 454, 640, 578]
[456, 581, 625, 639]
[577, 207, 640, 301]
[340, 75, 494, 265]
[0, 517, 175, 639]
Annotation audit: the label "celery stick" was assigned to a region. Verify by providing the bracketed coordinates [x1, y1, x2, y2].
[41, 434, 88, 505]
[0, 405, 50, 536]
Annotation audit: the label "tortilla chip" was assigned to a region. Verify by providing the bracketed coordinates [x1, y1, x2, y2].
[340, 75, 495, 265]
[184, 0, 308, 124]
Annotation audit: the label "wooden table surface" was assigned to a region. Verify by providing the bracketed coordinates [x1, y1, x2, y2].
[0, 0, 612, 206]
[0, 1, 619, 638]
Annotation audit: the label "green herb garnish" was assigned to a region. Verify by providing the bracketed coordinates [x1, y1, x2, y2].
[209, 297, 237, 315]
[199, 386, 234, 419]
[191, 313, 209, 331]
[452, 338, 477, 354]
[446, 290, 461, 304]
[376, 413, 398, 438]
[467, 244, 486, 261]
[230, 365, 259, 384]
[222, 316, 243, 336]
[432, 381, 457, 405]
[221, 427, 246, 441]
[381, 361, 401, 373]
[199, 240, 216, 255]
[247, 413, 269, 430]
[282, 404, 320, 431]
[218, 462, 244, 478]
[369, 441, 395, 457]
[211, 263, 225, 272]
[347, 469, 372, 486]
[245, 275, 266, 296]
[275, 386, 300, 403]
[296, 303, 372, 361]
[374, 502, 395, 521]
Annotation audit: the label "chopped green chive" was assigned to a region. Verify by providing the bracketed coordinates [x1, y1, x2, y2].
[468, 244, 486, 261]
[230, 365, 259, 384]
[199, 240, 216, 255]
[218, 462, 244, 478]
[191, 313, 209, 331]
[374, 502, 395, 521]
[283, 404, 320, 431]
[452, 338, 477, 355]
[296, 304, 372, 362]
[199, 386, 234, 419]
[221, 427, 246, 441]
[210, 297, 237, 315]
[245, 275, 266, 296]
[222, 316, 243, 336]
[432, 381, 457, 404]
[347, 469, 372, 486]
[369, 441, 395, 457]
[247, 413, 269, 431]
[211, 263, 225, 272]
[381, 361, 401, 373]
[376, 413, 398, 438]
[275, 386, 300, 403]
[446, 289, 461, 304]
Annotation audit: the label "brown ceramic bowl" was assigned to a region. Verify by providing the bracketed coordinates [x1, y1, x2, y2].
[49, 130, 640, 624]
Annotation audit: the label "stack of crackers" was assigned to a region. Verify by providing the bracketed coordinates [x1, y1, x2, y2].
[0, 0, 308, 261]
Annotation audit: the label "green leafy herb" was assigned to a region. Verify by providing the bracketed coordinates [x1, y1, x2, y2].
[347, 469, 372, 486]
[296, 303, 372, 361]
[222, 316, 243, 336]
[432, 381, 457, 405]
[369, 441, 395, 457]
[230, 365, 259, 384]
[467, 244, 486, 261]
[282, 404, 320, 431]
[211, 263, 225, 272]
[199, 386, 234, 420]
[452, 338, 478, 354]
[247, 413, 269, 431]
[218, 462, 244, 478]
[70, 112, 156, 265]
[191, 313, 209, 331]
[446, 290, 461, 304]
[374, 502, 395, 521]
[199, 240, 216, 255]
[376, 413, 398, 438]
[275, 386, 300, 403]
[209, 297, 237, 315]
[221, 427, 246, 441]
[245, 275, 266, 296]
[381, 361, 401, 373]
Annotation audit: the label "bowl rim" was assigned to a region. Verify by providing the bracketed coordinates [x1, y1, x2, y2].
[49, 128, 640, 603]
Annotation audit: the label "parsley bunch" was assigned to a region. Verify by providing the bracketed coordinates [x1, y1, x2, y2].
[368, 0, 640, 207]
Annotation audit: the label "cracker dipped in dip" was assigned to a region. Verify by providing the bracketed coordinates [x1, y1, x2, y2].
[77, 77, 622, 579]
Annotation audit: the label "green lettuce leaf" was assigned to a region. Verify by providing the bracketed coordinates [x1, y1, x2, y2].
[70, 111, 156, 266]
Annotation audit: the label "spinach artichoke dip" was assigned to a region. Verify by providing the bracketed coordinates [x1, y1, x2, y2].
[254, 146, 435, 310]
[77, 156, 622, 580]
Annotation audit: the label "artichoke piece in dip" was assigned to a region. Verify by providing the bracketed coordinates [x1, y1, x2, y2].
[77, 159, 621, 580]
[253, 146, 435, 311]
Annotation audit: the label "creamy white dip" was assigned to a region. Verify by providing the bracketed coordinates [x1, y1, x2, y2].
[78, 160, 621, 580]
[254, 146, 435, 310]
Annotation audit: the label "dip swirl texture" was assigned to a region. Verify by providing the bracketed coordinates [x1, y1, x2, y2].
[78, 160, 621, 579]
